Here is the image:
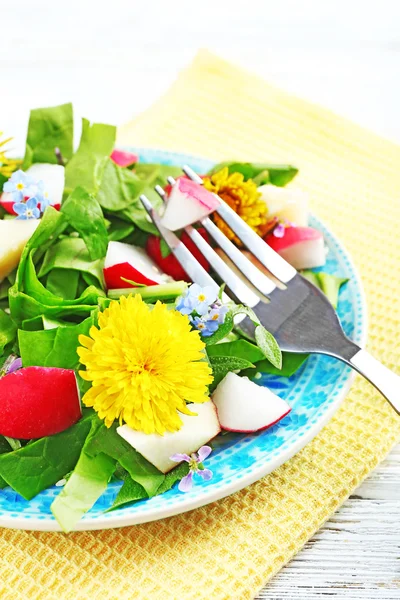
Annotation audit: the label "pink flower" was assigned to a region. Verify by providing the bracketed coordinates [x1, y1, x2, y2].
[170, 445, 213, 492]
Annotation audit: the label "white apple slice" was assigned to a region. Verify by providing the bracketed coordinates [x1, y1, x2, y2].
[160, 177, 220, 231]
[0, 219, 39, 282]
[26, 163, 65, 208]
[117, 401, 221, 473]
[103, 241, 170, 289]
[212, 372, 291, 432]
[265, 226, 326, 270]
[259, 184, 308, 227]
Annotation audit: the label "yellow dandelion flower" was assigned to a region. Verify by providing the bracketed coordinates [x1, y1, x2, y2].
[0, 133, 21, 179]
[78, 295, 213, 435]
[203, 167, 268, 244]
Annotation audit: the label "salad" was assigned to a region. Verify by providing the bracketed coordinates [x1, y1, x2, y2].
[0, 103, 348, 532]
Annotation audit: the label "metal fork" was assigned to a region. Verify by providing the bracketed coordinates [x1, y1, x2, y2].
[140, 168, 400, 415]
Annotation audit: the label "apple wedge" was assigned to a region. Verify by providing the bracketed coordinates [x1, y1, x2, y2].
[0, 367, 81, 439]
[160, 177, 220, 231]
[103, 241, 169, 289]
[26, 163, 65, 209]
[265, 226, 326, 270]
[212, 372, 291, 432]
[117, 401, 221, 473]
[0, 219, 39, 282]
[258, 184, 308, 227]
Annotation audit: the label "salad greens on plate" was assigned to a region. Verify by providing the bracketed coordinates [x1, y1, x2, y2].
[0, 104, 348, 531]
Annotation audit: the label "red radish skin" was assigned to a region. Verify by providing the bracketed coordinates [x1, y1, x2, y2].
[0, 193, 18, 215]
[0, 367, 81, 439]
[0, 194, 61, 216]
[212, 372, 291, 433]
[103, 241, 167, 290]
[110, 149, 139, 168]
[146, 228, 210, 282]
[265, 226, 326, 270]
[103, 262, 161, 289]
[161, 177, 220, 231]
[217, 408, 291, 434]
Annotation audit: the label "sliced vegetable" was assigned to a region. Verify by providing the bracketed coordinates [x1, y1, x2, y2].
[265, 226, 326, 270]
[160, 177, 220, 231]
[258, 184, 308, 227]
[212, 372, 290, 432]
[108, 280, 187, 303]
[110, 149, 139, 168]
[117, 402, 221, 473]
[146, 228, 211, 282]
[103, 240, 167, 289]
[0, 219, 39, 282]
[0, 366, 81, 439]
[26, 163, 65, 209]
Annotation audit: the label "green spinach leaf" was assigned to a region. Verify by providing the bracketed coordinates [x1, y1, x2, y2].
[97, 159, 145, 211]
[51, 418, 116, 532]
[18, 313, 95, 369]
[209, 355, 254, 389]
[0, 310, 17, 354]
[0, 416, 92, 500]
[23, 103, 73, 167]
[207, 162, 298, 186]
[39, 236, 104, 288]
[85, 422, 164, 497]
[64, 118, 116, 197]
[61, 187, 108, 260]
[46, 268, 80, 300]
[255, 325, 282, 369]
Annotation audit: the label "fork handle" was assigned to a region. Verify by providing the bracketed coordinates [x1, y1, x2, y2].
[350, 349, 400, 414]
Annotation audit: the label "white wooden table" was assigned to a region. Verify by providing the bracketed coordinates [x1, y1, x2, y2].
[1, 2, 399, 596]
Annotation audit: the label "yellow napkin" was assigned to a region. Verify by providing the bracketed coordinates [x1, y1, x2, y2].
[1, 50, 400, 600]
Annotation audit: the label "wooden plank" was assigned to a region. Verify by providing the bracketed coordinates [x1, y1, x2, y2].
[257, 444, 400, 598]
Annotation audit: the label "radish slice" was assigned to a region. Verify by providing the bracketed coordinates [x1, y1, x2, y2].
[259, 184, 308, 227]
[117, 401, 221, 473]
[0, 219, 39, 281]
[110, 149, 139, 168]
[26, 163, 65, 208]
[265, 226, 326, 270]
[160, 177, 220, 231]
[212, 372, 291, 433]
[0, 192, 17, 215]
[0, 367, 81, 439]
[103, 241, 169, 289]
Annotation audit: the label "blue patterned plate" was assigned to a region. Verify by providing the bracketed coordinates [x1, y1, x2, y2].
[0, 149, 367, 531]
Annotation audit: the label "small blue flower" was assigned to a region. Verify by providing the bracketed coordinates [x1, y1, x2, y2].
[35, 182, 52, 211]
[13, 197, 40, 220]
[176, 283, 217, 316]
[192, 315, 219, 337]
[208, 305, 228, 324]
[3, 170, 35, 202]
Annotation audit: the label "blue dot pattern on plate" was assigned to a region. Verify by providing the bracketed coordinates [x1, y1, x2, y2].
[0, 148, 366, 529]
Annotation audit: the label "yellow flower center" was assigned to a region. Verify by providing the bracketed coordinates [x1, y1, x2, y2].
[78, 295, 213, 435]
[197, 293, 206, 302]
[203, 167, 268, 244]
[16, 182, 24, 190]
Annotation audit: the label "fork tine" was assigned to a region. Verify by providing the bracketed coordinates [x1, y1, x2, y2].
[139, 194, 220, 295]
[182, 164, 297, 284]
[152, 186, 261, 307]
[162, 176, 276, 297]
[182, 225, 261, 307]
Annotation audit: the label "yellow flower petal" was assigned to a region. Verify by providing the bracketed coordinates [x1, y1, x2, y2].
[78, 295, 213, 434]
[203, 167, 268, 243]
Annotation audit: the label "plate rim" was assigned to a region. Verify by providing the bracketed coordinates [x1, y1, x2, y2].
[0, 147, 368, 531]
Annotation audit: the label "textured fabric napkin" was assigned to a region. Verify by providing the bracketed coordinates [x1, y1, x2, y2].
[1, 50, 400, 600]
